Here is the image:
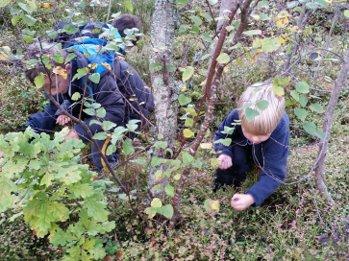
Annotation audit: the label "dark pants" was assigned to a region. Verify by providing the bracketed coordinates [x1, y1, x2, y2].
[213, 144, 253, 191]
[27, 103, 118, 171]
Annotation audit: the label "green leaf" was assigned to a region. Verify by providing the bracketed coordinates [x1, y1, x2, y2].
[65, 53, 77, 64]
[299, 95, 308, 107]
[22, 14, 37, 26]
[294, 108, 308, 122]
[290, 90, 300, 101]
[106, 144, 116, 156]
[89, 119, 101, 126]
[40, 173, 53, 187]
[24, 195, 69, 237]
[126, 119, 141, 132]
[69, 184, 94, 199]
[83, 108, 96, 116]
[151, 198, 162, 208]
[84, 195, 109, 222]
[122, 138, 134, 156]
[260, 37, 281, 52]
[153, 140, 168, 150]
[182, 151, 194, 165]
[184, 118, 194, 127]
[191, 15, 202, 26]
[111, 126, 127, 144]
[245, 107, 260, 121]
[102, 121, 116, 131]
[0, 176, 17, 213]
[182, 66, 194, 82]
[256, 100, 269, 111]
[303, 121, 324, 139]
[177, 0, 189, 5]
[216, 52, 230, 64]
[92, 132, 107, 141]
[149, 62, 162, 73]
[96, 107, 106, 118]
[53, 53, 64, 64]
[183, 128, 194, 138]
[272, 77, 290, 97]
[18, 2, 33, 13]
[150, 156, 165, 167]
[295, 81, 310, 94]
[72, 67, 89, 81]
[89, 73, 101, 84]
[34, 73, 45, 89]
[344, 10, 349, 18]
[165, 184, 175, 197]
[71, 92, 81, 101]
[123, 0, 134, 12]
[158, 204, 174, 219]
[214, 138, 232, 147]
[309, 103, 325, 113]
[178, 94, 192, 106]
[63, 24, 78, 35]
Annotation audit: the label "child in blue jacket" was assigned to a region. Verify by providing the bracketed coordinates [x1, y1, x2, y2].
[214, 81, 290, 211]
[25, 44, 154, 171]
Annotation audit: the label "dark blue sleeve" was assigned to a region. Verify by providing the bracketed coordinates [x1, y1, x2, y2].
[213, 109, 239, 159]
[246, 114, 290, 206]
[93, 73, 125, 124]
[74, 72, 125, 140]
[119, 60, 155, 117]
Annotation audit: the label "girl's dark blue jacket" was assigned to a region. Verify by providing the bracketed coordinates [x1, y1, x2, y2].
[214, 109, 290, 206]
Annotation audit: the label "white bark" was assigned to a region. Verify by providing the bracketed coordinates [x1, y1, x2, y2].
[149, 0, 177, 147]
[148, 0, 177, 195]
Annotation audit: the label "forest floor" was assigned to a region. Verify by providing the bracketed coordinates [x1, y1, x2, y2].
[0, 98, 348, 260]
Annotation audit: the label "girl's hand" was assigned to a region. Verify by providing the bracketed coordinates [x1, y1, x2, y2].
[56, 115, 71, 126]
[231, 193, 255, 211]
[218, 154, 233, 169]
[65, 129, 79, 140]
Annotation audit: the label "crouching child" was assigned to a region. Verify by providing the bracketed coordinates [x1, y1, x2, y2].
[213, 81, 290, 211]
[25, 44, 154, 171]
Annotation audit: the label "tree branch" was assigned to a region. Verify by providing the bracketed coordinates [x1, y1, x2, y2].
[312, 48, 349, 206]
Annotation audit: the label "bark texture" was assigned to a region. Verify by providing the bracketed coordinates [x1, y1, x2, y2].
[148, 0, 177, 195]
[149, 0, 177, 146]
[313, 48, 349, 206]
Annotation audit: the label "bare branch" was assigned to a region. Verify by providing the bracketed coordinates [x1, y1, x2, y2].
[312, 48, 349, 206]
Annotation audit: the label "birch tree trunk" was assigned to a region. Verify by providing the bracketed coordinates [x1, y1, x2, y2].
[313, 48, 349, 206]
[148, 0, 177, 195]
[149, 0, 177, 147]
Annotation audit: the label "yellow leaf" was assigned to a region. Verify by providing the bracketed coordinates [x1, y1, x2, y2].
[275, 11, 289, 28]
[209, 200, 220, 212]
[185, 107, 197, 117]
[180, 84, 187, 92]
[200, 143, 212, 150]
[40, 2, 52, 9]
[210, 158, 219, 169]
[174, 174, 181, 181]
[278, 34, 289, 45]
[183, 128, 194, 138]
[52, 66, 68, 80]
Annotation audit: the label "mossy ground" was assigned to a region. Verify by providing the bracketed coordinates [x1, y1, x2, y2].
[1, 100, 348, 260]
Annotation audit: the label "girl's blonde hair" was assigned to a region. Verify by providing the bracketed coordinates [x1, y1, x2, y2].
[238, 80, 285, 136]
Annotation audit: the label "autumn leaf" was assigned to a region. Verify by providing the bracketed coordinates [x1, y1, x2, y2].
[52, 66, 68, 80]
